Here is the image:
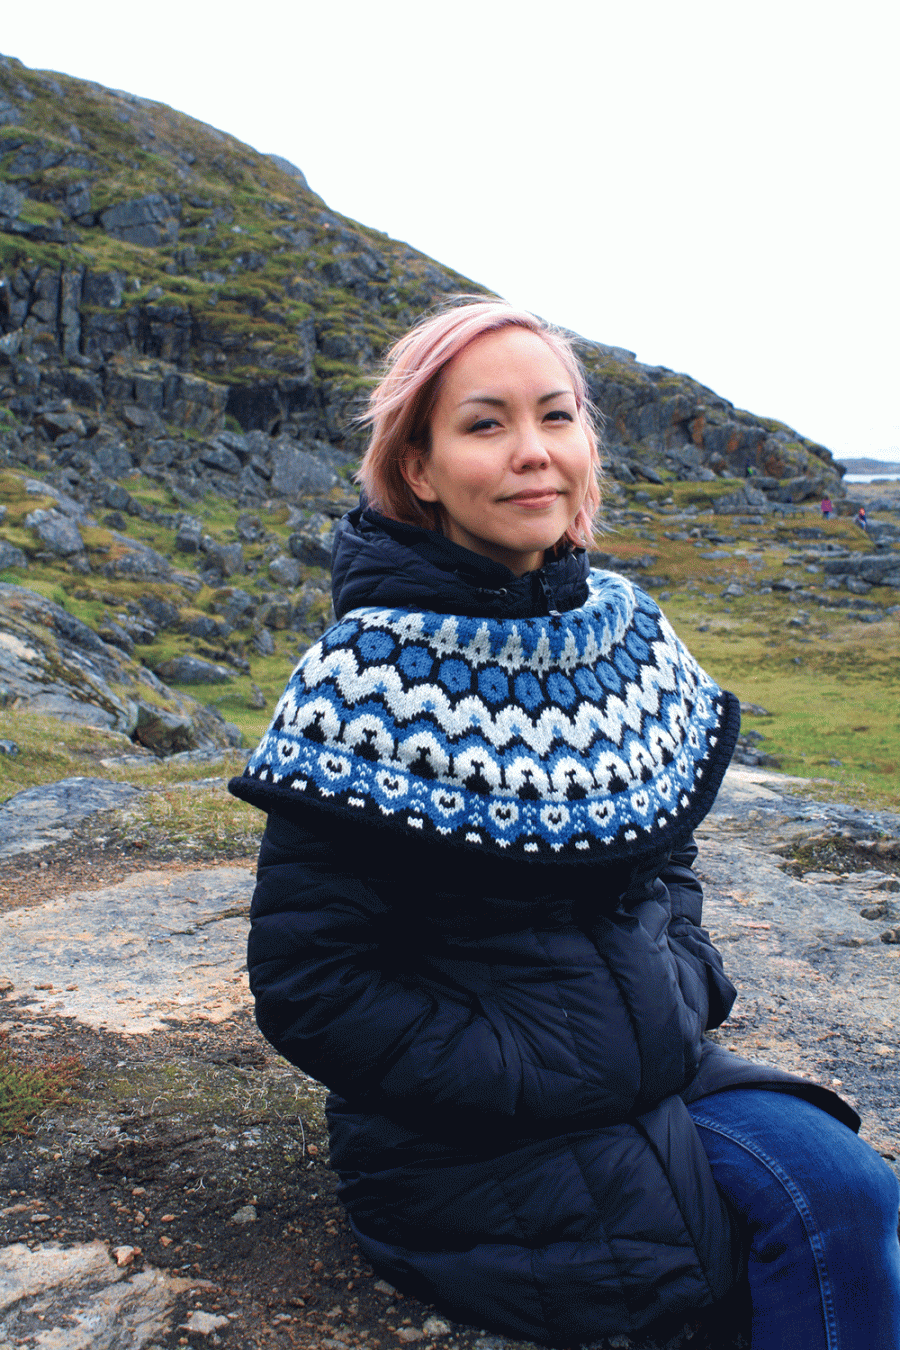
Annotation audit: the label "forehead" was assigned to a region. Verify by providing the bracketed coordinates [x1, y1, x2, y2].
[439, 327, 574, 402]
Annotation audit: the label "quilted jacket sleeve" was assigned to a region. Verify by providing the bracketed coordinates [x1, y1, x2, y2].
[660, 838, 737, 1030]
[247, 811, 521, 1117]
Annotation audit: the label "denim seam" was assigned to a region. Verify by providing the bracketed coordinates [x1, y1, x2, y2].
[690, 1112, 839, 1350]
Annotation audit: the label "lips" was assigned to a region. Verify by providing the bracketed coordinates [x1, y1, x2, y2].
[503, 489, 561, 503]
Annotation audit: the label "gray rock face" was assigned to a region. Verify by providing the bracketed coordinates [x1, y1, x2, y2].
[821, 550, 900, 587]
[99, 193, 182, 247]
[0, 776, 142, 858]
[0, 583, 240, 753]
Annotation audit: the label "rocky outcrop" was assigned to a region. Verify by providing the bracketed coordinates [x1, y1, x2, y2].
[0, 53, 844, 506]
[0, 582, 240, 753]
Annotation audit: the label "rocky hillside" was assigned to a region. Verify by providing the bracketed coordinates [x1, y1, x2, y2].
[5, 51, 891, 778]
[0, 51, 845, 502]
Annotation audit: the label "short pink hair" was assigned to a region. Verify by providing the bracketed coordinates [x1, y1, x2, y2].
[356, 299, 602, 549]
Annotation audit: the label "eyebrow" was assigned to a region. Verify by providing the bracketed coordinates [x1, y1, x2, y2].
[459, 389, 573, 409]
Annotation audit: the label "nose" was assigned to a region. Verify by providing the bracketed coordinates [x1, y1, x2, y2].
[510, 420, 550, 470]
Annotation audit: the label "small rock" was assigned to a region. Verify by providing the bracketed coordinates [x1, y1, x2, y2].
[0, 977, 14, 993]
[114, 1245, 137, 1267]
[0, 540, 28, 570]
[269, 554, 303, 588]
[180, 1310, 231, 1335]
[230, 1204, 257, 1224]
[0, 739, 20, 756]
[249, 682, 267, 709]
[880, 928, 900, 944]
[374, 1280, 397, 1296]
[154, 655, 232, 684]
[422, 1317, 451, 1337]
[396, 1329, 423, 1343]
[25, 508, 85, 556]
[252, 628, 275, 657]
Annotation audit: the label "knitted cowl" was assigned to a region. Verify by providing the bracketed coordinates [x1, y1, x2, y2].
[229, 506, 741, 863]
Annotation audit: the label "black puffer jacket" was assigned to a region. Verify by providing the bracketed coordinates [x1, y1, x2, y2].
[238, 511, 856, 1346]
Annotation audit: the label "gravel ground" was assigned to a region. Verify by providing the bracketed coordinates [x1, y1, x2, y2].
[1, 766, 898, 1350]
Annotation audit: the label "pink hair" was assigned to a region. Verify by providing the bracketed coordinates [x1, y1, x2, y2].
[356, 298, 602, 550]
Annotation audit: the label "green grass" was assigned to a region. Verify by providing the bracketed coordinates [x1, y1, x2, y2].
[0, 1032, 81, 1140]
[662, 575, 900, 811]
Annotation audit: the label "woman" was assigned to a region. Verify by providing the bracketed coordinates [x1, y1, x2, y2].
[229, 301, 900, 1348]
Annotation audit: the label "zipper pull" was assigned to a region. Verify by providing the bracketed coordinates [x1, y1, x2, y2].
[537, 571, 561, 617]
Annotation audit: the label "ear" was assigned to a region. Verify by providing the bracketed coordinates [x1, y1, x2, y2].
[400, 454, 440, 503]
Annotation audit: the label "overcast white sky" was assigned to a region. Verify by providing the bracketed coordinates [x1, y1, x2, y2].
[4, 0, 898, 460]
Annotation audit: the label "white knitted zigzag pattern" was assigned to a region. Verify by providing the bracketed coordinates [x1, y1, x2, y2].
[237, 572, 732, 859]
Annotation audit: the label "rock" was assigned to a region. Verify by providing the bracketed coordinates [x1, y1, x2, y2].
[154, 655, 233, 684]
[721, 582, 745, 599]
[268, 554, 303, 588]
[0, 1240, 197, 1348]
[249, 681, 267, 708]
[133, 704, 197, 754]
[37, 409, 86, 439]
[97, 621, 135, 654]
[203, 540, 244, 577]
[99, 192, 182, 246]
[0, 777, 142, 859]
[182, 613, 230, 641]
[0, 540, 28, 570]
[181, 1309, 231, 1335]
[175, 516, 203, 553]
[287, 513, 336, 569]
[0, 583, 239, 752]
[0, 738, 20, 755]
[102, 539, 172, 580]
[230, 1205, 257, 1225]
[199, 443, 241, 475]
[270, 441, 339, 497]
[252, 628, 275, 656]
[210, 587, 257, 627]
[24, 507, 84, 555]
[142, 596, 181, 629]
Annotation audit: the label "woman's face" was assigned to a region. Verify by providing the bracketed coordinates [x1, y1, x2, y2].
[401, 327, 594, 576]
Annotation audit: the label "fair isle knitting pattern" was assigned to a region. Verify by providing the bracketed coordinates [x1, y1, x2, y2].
[231, 573, 739, 861]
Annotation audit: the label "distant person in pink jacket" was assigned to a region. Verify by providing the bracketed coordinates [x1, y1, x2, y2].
[820, 496, 834, 519]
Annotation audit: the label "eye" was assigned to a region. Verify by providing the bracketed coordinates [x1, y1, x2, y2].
[544, 409, 574, 423]
[468, 417, 500, 433]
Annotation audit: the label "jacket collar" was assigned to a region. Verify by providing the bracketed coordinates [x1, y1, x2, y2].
[331, 505, 590, 621]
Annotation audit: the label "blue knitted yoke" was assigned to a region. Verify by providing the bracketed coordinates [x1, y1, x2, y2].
[229, 572, 740, 863]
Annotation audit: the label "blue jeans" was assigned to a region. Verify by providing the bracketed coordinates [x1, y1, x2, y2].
[688, 1089, 900, 1349]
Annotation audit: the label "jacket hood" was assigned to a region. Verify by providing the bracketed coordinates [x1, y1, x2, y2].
[330, 505, 590, 620]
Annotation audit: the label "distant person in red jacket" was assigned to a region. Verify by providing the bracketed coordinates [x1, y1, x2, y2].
[856, 507, 868, 531]
[820, 496, 834, 519]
